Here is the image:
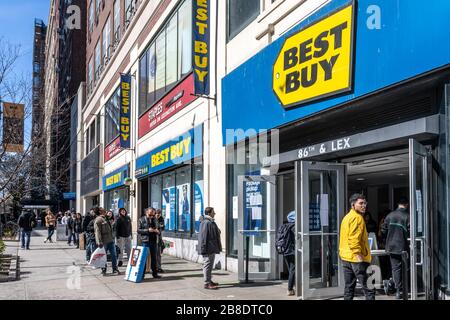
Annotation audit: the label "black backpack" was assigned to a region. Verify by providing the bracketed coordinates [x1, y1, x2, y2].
[275, 223, 294, 254]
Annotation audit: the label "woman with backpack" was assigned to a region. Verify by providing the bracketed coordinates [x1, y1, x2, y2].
[276, 211, 296, 296]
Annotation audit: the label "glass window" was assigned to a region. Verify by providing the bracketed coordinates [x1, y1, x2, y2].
[139, 52, 148, 115]
[96, 0, 101, 16]
[102, 16, 111, 62]
[176, 167, 191, 232]
[150, 175, 162, 211]
[104, 188, 130, 218]
[162, 172, 176, 231]
[88, 58, 94, 88]
[114, 0, 121, 41]
[95, 40, 101, 78]
[89, 120, 96, 152]
[166, 14, 178, 91]
[194, 164, 204, 233]
[227, 0, 260, 40]
[155, 31, 166, 101]
[89, 3, 94, 33]
[104, 87, 120, 145]
[85, 129, 89, 156]
[178, 0, 192, 79]
[96, 114, 101, 145]
[147, 43, 156, 108]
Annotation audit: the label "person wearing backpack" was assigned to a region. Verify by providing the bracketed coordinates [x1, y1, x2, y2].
[17, 210, 36, 250]
[276, 211, 296, 296]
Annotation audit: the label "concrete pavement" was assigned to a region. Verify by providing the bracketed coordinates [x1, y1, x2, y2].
[0, 228, 296, 300]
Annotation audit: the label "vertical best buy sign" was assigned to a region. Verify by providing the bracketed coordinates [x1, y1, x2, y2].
[273, 3, 354, 109]
[193, 0, 210, 95]
[120, 74, 131, 149]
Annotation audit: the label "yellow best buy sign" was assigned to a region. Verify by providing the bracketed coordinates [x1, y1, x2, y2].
[273, 4, 354, 108]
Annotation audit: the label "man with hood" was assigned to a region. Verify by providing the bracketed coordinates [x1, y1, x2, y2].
[280, 211, 296, 296]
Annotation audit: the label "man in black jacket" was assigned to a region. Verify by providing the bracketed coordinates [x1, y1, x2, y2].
[17, 210, 36, 250]
[137, 207, 161, 279]
[381, 197, 410, 299]
[115, 208, 132, 267]
[83, 209, 97, 263]
[197, 207, 222, 289]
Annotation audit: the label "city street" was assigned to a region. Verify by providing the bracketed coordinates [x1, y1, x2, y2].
[0, 228, 296, 300]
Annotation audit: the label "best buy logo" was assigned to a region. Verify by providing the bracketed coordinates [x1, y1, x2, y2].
[273, 3, 354, 109]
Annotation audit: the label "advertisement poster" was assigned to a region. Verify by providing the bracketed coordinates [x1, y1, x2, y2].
[244, 181, 263, 236]
[194, 181, 204, 232]
[124, 245, 149, 283]
[162, 187, 176, 230]
[177, 183, 191, 232]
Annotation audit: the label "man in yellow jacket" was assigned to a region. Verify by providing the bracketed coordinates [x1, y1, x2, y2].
[339, 193, 375, 300]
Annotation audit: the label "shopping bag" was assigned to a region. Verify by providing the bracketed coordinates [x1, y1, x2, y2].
[89, 247, 107, 268]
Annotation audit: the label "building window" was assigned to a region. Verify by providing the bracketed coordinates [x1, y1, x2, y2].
[138, 0, 193, 116]
[194, 164, 204, 233]
[162, 172, 176, 231]
[96, 113, 101, 145]
[176, 166, 191, 232]
[150, 175, 162, 212]
[95, 40, 101, 80]
[104, 87, 120, 145]
[104, 188, 129, 217]
[103, 16, 111, 64]
[113, 0, 121, 45]
[89, 120, 96, 152]
[88, 58, 94, 92]
[89, 2, 94, 34]
[227, 0, 260, 41]
[96, 0, 102, 21]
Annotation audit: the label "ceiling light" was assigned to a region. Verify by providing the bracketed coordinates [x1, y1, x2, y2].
[356, 178, 365, 181]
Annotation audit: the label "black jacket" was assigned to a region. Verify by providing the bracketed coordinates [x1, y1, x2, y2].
[85, 218, 96, 241]
[82, 215, 93, 233]
[197, 215, 222, 255]
[74, 218, 83, 233]
[116, 215, 132, 238]
[282, 222, 296, 256]
[137, 216, 158, 244]
[381, 207, 410, 254]
[18, 212, 36, 231]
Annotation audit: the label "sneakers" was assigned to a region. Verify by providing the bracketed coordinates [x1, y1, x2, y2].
[287, 290, 295, 296]
[101, 268, 107, 276]
[157, 268, 165, 273]
[395, 291, 403, 300]
[44, 239, 48, 243]
[153, 275, 162, 279]
[204, 283, 218, 290]
[118, 261, 123, 267]
[112, 269, 121, 275]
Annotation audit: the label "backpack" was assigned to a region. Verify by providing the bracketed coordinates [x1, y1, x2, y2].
[275, 223, 294, 254]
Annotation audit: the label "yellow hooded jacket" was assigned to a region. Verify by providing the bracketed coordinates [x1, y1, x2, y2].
[339, 209, 371, 263]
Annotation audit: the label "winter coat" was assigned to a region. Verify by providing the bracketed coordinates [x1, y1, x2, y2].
[115, 215, 132, 238]
[381, 207, 410, 254]
[18, 212, 36, 231]
[82, 214, 93, 233]
[197, 215, 222, 255]
[85, 218, 96, 241]
[137, 216, 158, 244]
[339, 209, 371, 263]
[94, 215, 114, 246]
[74, 218, 83, 233]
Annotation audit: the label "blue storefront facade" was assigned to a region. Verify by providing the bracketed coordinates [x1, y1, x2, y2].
[222, 0, 450, 299]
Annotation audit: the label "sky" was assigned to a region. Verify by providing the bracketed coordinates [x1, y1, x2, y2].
[0, 0, 50, 142]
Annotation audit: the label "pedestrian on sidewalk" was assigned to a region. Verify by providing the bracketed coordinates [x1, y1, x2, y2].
[137, 207, 161, 279]
[276, 211, 296, 296]
[381, 197, 410, 299]
[44, 209, 56, 243]
[197, 207, 222, 290]
[339, 193, 375, 300]
[115, 207, 132, 267]
[94, 207, 120, 276]
[61, 212, 69, 225]
[155, 209, 165, 273]
[74, 212, 83, 248]
[84, 209, 97, 263]
[17, 210, 36, 250]
[67, 212, 76, 245]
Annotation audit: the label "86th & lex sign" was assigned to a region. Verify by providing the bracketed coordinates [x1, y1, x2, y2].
[273, 3, 354, 109]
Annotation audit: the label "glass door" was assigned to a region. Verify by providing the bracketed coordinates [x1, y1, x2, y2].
[238, 175, 277, 281]
[295, 161, 346, 299]
[409, 139, 432, 300]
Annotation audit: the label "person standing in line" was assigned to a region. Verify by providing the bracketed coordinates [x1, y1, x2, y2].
[44, 210, 57, 243]
[137, 208, 161, 279]
[74, 213, 83, 248]
[17, 210, 36, 250]
[155, 209, 165, 273]
[197, 207, 222, 290]
[115, 208, 132, 267]
[85, 209, 98, 263]
[339, 194, 375, 300]
[381, 197, 410, 299]
[66, 212, 76, 245]
[94, 207, 120, 276]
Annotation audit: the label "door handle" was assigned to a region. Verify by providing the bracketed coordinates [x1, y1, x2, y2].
[416, 238, 424, 266]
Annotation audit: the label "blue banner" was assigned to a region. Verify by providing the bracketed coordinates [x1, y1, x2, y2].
[192, 0, 210, 95]
[120, 74, 131, 149]
[63, 192, 76, 200]
[135, 124, 203, 178]
[103, 164, 129, 191]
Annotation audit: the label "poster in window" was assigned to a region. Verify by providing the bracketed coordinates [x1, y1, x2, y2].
[177, 183, 191, 232]
[162, 187, 176, 230]
[194, 180, 204, 232]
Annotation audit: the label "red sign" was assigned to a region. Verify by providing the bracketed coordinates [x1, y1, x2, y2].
[138, 73, 197, 139]
[105, 136, 123, 163]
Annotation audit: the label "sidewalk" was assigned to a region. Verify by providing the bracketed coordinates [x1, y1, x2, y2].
[0, 228, 296, 300]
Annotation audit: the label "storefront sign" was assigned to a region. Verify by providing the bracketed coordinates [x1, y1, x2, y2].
[135, 124, 203, 178]
[192, 0, 210, 95]
[103, 164, 129, 191]
[138, 74, 197, 139]
[120, 74, 132, 149]
[273, 4, 354, 108]
[297, 137, 352, 159]
[105, 136, 123, 163]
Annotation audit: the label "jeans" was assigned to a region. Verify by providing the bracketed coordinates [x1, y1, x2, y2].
[67, 229, 76, 244]
[202, 254, 215, 284]
[21, 229, 31, 249]
[102, 241, 118, 272]
[86, 238, 97, 261]
[342, 260, 375, 300]
[156, 241, 162, 269]
[46, 227, 55, 241]
[284, 255, 296, 291]
[390, 254, 404, 293]
[142, 242, 158, 277]
[116, 236, 132, 264]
